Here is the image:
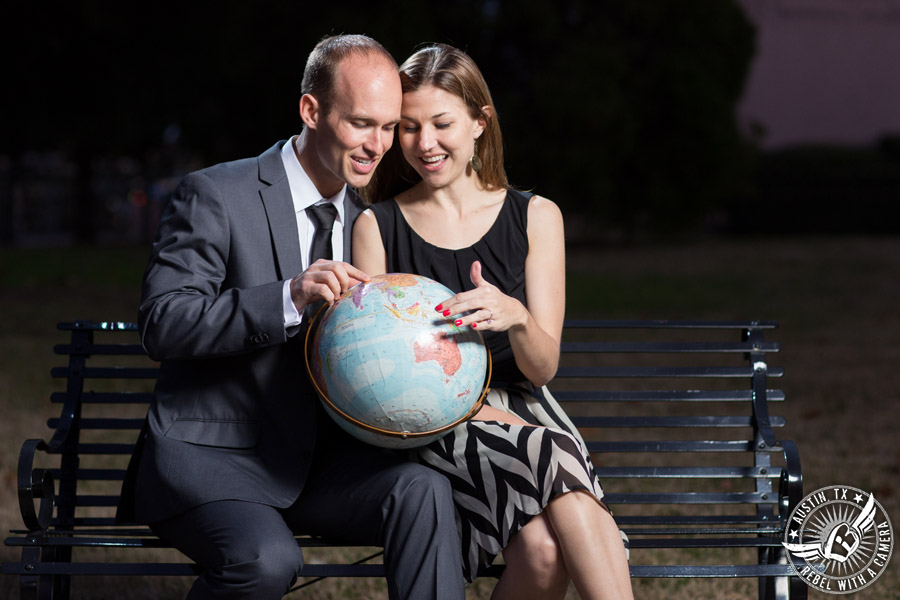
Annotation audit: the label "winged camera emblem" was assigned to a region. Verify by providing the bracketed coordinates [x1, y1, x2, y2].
[784, 493, 877, 563]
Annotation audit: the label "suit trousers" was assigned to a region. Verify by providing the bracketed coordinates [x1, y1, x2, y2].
[151, 429, 466, 600]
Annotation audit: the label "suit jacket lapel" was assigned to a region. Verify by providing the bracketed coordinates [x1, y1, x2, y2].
[258, 141, 302, 280]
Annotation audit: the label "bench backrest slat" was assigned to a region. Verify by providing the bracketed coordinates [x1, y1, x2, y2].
[554, 390, 785, 402]
[556, 366, 783, 378]
[572, 415, 785, 428]
[52, 391, 155, 404]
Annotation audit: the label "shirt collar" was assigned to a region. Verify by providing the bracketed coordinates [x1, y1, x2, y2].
[281, 136, 346, 223]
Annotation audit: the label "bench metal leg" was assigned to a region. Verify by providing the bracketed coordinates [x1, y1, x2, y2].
[757, 549, 808, 600]
[759, 546, 802, 600]
[19, 575, 38, 600]
[17, 546, 41, 600]
[789, 576, 808, 600]
[16, 545, 70, 600]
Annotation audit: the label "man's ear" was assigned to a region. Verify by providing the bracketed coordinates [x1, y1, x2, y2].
[299, 94, 320, 130]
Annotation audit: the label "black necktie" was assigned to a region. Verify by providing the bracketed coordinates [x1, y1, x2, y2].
[307, 203, 338, 264]
[304, 203, 339, 324]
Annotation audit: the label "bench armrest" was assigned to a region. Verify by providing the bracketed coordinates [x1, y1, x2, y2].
[777, 438, 803, 520]
[16, 439, 56, 531]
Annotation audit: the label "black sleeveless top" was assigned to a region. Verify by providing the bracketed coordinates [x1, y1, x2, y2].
[370, 189, 533, 383]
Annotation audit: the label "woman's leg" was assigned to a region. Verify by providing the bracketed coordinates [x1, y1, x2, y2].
[491, 513, 569, 600]
[544, 491, 634, 600]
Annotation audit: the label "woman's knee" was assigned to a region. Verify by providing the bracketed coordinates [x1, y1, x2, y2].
[528, 531, 565, 579]
[506, 515, 565, 584]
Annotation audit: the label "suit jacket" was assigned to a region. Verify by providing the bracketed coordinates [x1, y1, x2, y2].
[119, 140, 366, 524]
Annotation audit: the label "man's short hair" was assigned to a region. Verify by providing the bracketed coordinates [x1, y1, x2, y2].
[302, 34, 397, 113]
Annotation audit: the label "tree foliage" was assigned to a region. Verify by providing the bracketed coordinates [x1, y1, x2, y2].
[3, 1, 757, 238]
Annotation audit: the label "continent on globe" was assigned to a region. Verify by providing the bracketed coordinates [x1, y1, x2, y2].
[350, 273, 420, 310]
[414, 332, 462, 377]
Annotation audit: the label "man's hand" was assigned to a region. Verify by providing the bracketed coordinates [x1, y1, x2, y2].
[290, 260, 370, 313]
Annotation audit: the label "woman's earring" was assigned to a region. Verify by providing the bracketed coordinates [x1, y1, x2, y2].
[470, 140, 483, 173]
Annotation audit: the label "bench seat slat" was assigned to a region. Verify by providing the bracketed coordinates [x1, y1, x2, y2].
[0, 561, 201, 577]
[34, 489, 794, 534]
[5, 533, 788, 551]
[49, 517, 120, 527]
[628, 564, 795, 578]
[0, 561, 388, 578]
[4, 535, 380, 549]
[23, 517, 786, 534]
[58, 322, 138, 332]
[0, 560, 798, 580]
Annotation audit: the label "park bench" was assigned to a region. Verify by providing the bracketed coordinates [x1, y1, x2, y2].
[3, 319, 807, 599]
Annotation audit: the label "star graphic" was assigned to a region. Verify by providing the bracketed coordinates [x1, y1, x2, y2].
[854, 493, 864, 503]
[789, 529, 799, 540]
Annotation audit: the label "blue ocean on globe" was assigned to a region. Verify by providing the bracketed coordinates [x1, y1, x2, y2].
[307, 273, 489, 449]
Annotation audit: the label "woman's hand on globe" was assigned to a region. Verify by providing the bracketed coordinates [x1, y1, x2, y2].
[291, 260, 370, 312]
[434, 261, 526, 332]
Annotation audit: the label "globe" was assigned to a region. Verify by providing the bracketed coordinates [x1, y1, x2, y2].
[305, 273, 490, 449]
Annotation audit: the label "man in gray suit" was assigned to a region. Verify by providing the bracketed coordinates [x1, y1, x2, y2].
[121, 34, 465, 599]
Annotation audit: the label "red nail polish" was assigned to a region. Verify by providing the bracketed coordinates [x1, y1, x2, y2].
[454, 319, 463, 326]
[471, 322, 477, 329]
[443, 309, 451, 316]
[435, 304, 443, 311]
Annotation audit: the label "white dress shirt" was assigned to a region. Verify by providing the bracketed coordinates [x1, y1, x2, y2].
[280, 135, 347, 329]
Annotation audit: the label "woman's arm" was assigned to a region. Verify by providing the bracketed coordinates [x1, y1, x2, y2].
[508, 194, 566, 385]
[351, 209, 389, 275]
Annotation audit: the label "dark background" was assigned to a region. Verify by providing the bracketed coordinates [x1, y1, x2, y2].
[3, 0, 898, 249]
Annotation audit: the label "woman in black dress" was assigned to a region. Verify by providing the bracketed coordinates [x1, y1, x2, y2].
[354, 44, 633, 600]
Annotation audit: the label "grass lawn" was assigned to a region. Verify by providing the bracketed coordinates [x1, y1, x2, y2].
[2, 237, 898, 599]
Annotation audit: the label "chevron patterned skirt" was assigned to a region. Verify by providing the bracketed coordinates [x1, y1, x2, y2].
[413, 384, 605, 582]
